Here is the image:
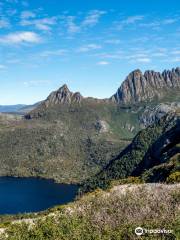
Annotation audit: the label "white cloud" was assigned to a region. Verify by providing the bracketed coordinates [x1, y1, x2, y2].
[116, 15, 144, 30]
[82, 10, 106, 27]
[65, 10, 106, 34]
[136, 58, 151, 63]
[105, 39, 121, 44]
[0, 31, 41, 44]
[6, 59, 21, 64]
[140, 18, 178, 29]
[77, 44, 102, 52]
[162, 18, 178, 24]
[171, 50, 180, 55]
[151, 52, 167, 57]
[40, 49, 68, 57]
[171, 57, 180, 62]
[66, 16, 80, 33]
[127, 53, 148, 59]
[21, 10, 36, 19]
[21, 17, 57, 31]
[97, 61, 110, 65]
[0, 18, 10, 28]
[93, 51, 124, 59]
[123, 15, 144, 24]
[139, 22, 159, 28]
[6, 9, 17, 16]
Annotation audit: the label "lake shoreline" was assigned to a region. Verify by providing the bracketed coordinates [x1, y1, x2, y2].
[0, 176, 79, 216]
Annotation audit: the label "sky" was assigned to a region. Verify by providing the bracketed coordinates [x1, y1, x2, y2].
[0, 0, 180, 105]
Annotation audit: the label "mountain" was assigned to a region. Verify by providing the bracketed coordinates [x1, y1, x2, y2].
[25, 67, 180, 121]
[44, 84, 83, 106]
[139, 102, 180, 127]
[0, 104, 26, 113]
[81, 111, 180, 192]
[111, 67, 180, 104]
[25, 84, 101, 119]
[0, 102, 41, 114]
[18, 101, 42, 113]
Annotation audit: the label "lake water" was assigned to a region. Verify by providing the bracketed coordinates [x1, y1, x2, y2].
[0, 177, 78, 214]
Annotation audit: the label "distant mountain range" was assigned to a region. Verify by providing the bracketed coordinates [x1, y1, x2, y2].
[0, 104, 26, 113]
[0, 102, 41, 114]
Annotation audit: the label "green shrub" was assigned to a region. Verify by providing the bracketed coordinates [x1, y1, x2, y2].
[166, 171, 180, 183]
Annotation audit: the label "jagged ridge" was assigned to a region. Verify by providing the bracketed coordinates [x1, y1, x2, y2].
[111, 67, 180, 104]
[28, 67, 180, 114]
[44, 84, 83, 106]
[25, 67, 180, 120]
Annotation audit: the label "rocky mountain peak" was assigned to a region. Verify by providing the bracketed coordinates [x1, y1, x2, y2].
[111, 67, 180, 104]
[130, 69, 142, 76]
[58, 84, 70, 92]
[44, 84, 83, 107]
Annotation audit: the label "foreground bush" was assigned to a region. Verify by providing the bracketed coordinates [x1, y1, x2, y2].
[1, 184, 179, 240]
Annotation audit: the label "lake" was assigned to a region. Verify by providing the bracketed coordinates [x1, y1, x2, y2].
[0, 177, 78, 214]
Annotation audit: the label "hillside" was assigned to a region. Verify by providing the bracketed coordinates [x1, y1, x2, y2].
[81, 111, 180, 192]
[0, 183, 179, 240]
[0, 101, 137, 183]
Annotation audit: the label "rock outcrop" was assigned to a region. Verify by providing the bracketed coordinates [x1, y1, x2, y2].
[95, 120, 109, 133]
[44, 84, 83, 107]
[140, 102, 180, 127]
[111, 67, 180, 104]
[24, 84, 83, 119]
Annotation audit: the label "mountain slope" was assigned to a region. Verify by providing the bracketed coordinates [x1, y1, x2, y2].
[25, 84, 103, 119]
[0, 100, 139, 183]
[81, 111, 180, 192]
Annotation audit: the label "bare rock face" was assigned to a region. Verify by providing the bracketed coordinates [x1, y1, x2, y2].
[44, 84, 83, 107]
[95, 120, 109, 133]
[139, 102, 180, 127]
[111, 67, 180, 104]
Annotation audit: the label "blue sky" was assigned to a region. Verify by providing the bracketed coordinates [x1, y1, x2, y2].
[0, 0, 180, 104]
